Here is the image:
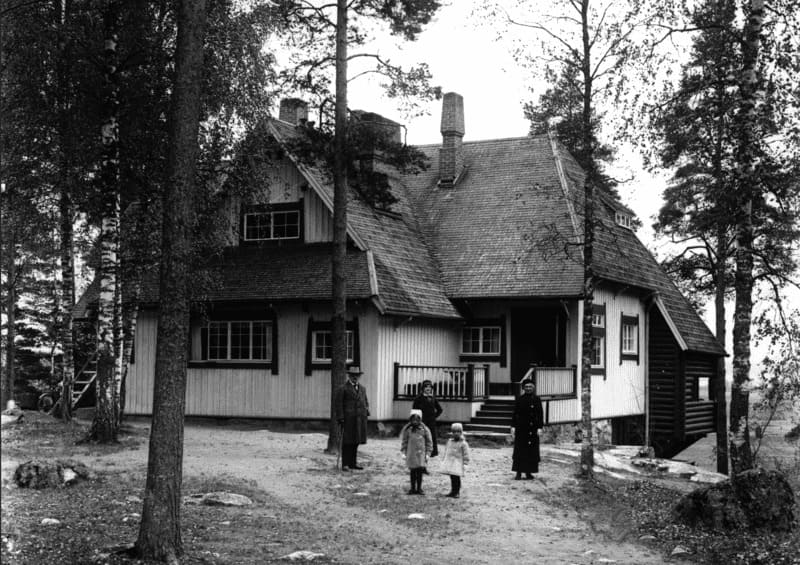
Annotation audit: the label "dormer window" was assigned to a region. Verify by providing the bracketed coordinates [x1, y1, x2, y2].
[241, 202, 303, 242]
[615, 212, 632, 229]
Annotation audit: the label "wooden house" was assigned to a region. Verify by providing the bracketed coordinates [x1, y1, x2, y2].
[76, 92, 725, 457]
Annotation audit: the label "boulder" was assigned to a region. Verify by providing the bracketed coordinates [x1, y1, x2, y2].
[674, 468, 795, 532]
[14, 460, 95, 489]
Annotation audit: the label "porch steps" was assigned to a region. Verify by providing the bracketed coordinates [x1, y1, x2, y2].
[464, 397, 515, 434]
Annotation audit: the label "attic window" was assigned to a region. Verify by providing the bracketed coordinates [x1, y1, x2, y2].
[615, 212, 632, 229]
[241, 202, 303, 242]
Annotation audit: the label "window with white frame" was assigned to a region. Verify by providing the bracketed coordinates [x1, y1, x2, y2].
[243, 208, 300, 241]
[207, 320, 272, 361]
[615, 211, 633, 229]
[461, 326, 501, 355]
[620, 314, 639, 361]
[591, 304, 606, 374]
[311, 329, 355, 362]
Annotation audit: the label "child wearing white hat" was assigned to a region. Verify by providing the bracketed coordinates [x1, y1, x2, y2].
[439, 422, 470, 498]
[400, 409, 432, 494]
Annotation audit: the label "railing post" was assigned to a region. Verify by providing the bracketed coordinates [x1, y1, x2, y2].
[466, 364, 474, 401]
[393, 362, 400, 399]
[571, 364, 578, 398]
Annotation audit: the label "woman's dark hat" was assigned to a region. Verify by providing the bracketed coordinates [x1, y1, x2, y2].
[521, 378, 534, 386]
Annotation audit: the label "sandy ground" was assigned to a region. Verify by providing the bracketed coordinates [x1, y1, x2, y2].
[6, 419, 677, 565]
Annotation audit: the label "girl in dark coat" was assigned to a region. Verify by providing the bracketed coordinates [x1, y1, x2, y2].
[511, 379, 544, 480]
[412, 380, 443, 458]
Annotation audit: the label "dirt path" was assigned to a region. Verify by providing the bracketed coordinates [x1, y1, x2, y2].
[60, 421, 672, 565]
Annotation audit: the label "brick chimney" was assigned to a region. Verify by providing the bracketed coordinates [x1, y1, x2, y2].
[279, 98, 308, 125]
[439, 92, 464, 186]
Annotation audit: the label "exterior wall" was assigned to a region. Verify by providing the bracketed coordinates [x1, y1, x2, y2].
[374, 316, 462, 420]
[225, 157, 334, 244]
[127, 302, 380, 419]
[588, 287, 647, 419]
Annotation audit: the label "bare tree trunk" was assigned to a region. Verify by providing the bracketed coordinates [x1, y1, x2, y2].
[2, 225, 16, 407]
[57, 0, 76, 422]
[578, 0, 594, 479]
[712, 82, 729, 475]
[91, 1, 121, 442]
[729, 0, 764, 474]
[327, 0, 349, 454]
[119, 278, 141, 420]
[714, 226, 729, 475]
[59, 189, 76, 421]
[136, 0, 206, 560]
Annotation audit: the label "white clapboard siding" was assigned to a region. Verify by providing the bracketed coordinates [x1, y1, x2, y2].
[588, 288, 647, 419]
[305, 189, 333, 242]
[375, 317, 461, 421]
[126, 302, 380, 419]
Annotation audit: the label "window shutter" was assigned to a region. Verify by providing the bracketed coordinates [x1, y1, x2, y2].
[349, 317, 360, 366]
[271, 311, 279, 375]
[200, 327, 208, 360]
[304, 317, 313, 376]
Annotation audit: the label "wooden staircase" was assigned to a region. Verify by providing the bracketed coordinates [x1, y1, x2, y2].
[70, 351, 98, 409]
[463, 397, 515, 434]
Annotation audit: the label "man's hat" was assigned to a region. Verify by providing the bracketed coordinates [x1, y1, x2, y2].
[347, 366, 363, 376]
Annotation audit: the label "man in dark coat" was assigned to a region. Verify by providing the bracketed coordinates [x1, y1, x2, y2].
[335, 366, 370, 470]
[413, 380, 443, 458]
[511, 378, 544, 480]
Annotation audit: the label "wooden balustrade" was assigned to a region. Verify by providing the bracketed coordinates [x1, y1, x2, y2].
[393, 363, 489, 401]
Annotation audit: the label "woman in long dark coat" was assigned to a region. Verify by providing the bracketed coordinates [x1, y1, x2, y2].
[511, 378, 544, 480]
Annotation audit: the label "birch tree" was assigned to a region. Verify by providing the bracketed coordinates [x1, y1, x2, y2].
[90, 0, 122, 442]
[484, 0, 656, 478]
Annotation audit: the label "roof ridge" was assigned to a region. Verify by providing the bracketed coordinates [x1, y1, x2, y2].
[414, 134, 547, 149]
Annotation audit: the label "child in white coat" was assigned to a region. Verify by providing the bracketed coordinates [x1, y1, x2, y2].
[400, 409, 432, 494]
[439, 422, 470, 498]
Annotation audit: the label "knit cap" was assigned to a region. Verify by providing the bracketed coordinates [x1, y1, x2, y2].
[409, 409, 423, 419]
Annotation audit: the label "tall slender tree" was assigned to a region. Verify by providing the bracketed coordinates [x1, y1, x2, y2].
[135, 0, 206, 560]
[275, 0, 441, 453]
[486, 0, 654, 478]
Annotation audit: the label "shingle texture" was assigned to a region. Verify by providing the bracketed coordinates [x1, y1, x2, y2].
[73, 245, 374, 318]
[76, 120, 723, 356]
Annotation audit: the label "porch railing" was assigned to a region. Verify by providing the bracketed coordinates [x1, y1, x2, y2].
[393, 363, 490, 401]
[522, 366, 578, 399]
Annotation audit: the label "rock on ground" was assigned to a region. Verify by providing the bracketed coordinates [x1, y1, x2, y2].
[14, 460, 94, 489]
[674, 467, 796, 531]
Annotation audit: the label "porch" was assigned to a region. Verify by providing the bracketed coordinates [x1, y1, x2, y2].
[393, 363, 579, 431]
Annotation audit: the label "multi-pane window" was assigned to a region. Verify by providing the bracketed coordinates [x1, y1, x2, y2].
[243, 209, 300, 241]
[591, 336, 604, 367]
[620, 314, 639, 361]
[207, 321, 272, 361]
[622, 321, 637, 354]
[312, 330, 354, 362]
[591, 304, 606, 371]
[461, 326, 501, 355]
[615, 212, 632, 229]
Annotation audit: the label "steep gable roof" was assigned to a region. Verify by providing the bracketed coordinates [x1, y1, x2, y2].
[269, 119, 461, 319]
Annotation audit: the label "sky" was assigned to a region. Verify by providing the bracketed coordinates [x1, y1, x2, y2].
[342, 0, 800, 371]
[270, 0, 798, 370]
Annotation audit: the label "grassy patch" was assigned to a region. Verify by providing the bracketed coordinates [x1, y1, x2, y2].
[551, 475, 800, 565]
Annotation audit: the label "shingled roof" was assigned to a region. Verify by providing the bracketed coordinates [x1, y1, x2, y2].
[267, 116, 723, 356]
[73, 245, 375, 319]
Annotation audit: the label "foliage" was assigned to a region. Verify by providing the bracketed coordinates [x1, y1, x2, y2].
[271, 0, 442, 120]
[524, 66, 619, 197]
[650, 0, 800, 308]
